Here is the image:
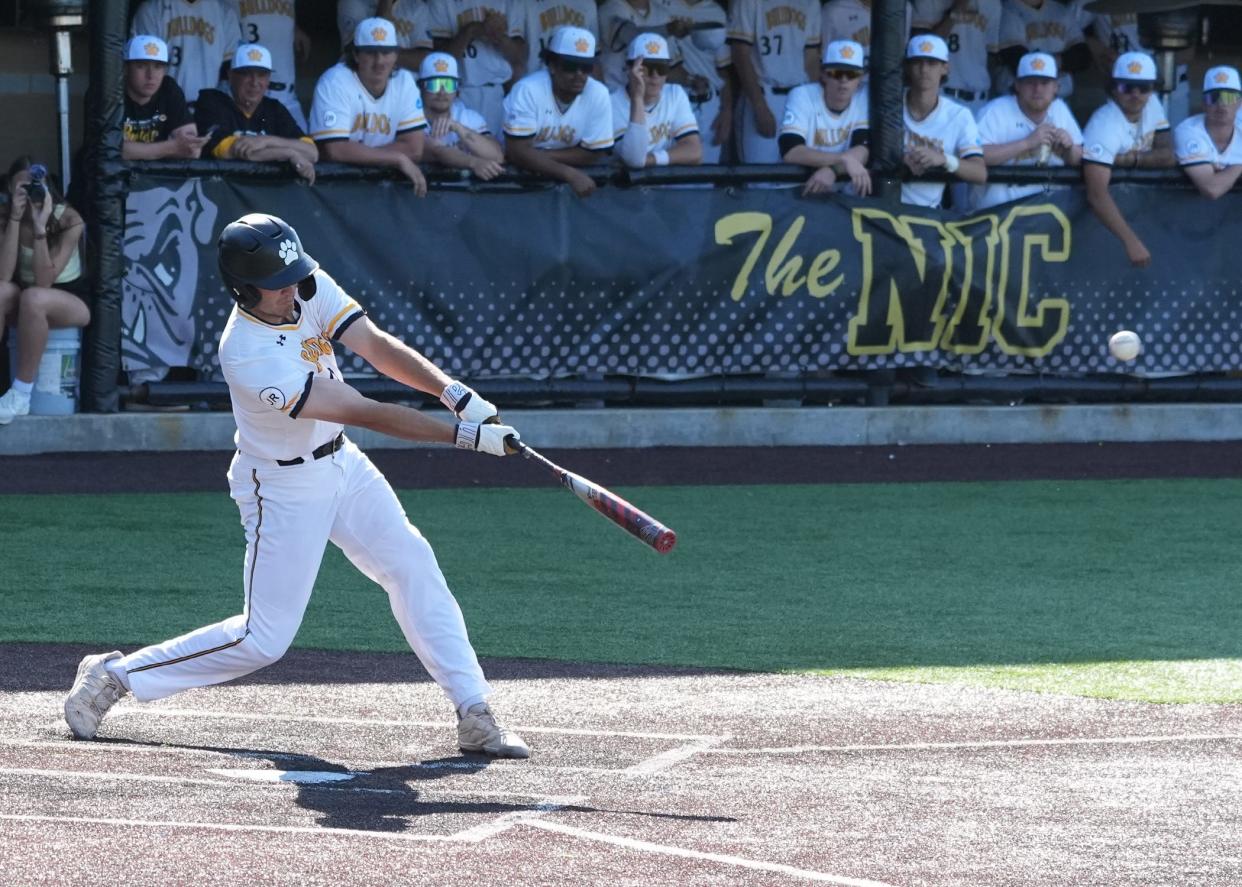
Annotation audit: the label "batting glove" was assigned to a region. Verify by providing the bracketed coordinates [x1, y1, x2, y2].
[456, 421, 519, 457]
[440, 380, 498, 424]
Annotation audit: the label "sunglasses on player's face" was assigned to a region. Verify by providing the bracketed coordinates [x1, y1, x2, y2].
[1204, 89, 1241, 106]
[641, 61, 669, 77]
[1117, 82, 1154, 95]
[557, 57, 594, 74]
[420, 76, 458, 94]
[824, 68, 863, 81]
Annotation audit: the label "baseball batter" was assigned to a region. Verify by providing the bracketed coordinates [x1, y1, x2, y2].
[911, 0, 1001, 113]
[131, 0, 245, 103]
[234, 0, 308, 128]
[728, 0, 822, 163]
[64, 214, 529, 759]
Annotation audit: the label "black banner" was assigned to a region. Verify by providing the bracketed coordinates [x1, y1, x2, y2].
[121, 173, 1242, 380]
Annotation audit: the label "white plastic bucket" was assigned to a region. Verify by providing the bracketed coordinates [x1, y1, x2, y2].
[8, 327, 80, 415]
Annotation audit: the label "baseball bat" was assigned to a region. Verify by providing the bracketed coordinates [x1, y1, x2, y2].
[505, 436, 678, 554]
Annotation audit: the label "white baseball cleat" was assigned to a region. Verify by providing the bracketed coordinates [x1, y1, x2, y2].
[64, 651, 128, 739]
[0, 388, 30, 425]
[457, 702, 530, 759]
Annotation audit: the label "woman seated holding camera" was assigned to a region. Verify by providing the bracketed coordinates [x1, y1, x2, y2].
[0, 155, 87, 424]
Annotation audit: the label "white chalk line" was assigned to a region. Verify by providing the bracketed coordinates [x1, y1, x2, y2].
[621, 736, 732, 777]
[521, 819, 899, 887]
[111, 706, 722, 742]
[0, 812, 455, 843]
[702, 733, 1242, 755]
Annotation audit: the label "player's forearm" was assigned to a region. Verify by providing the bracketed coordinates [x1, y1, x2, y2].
[730, 44, 766, 106]
[618, 127, 650, 169]
[785, 144, 844, 168]
[455, 128, 504, 161]
[344, 398, 457, 445]
[1185, 165, 1242, 200]
[1085, 171, 1143, 249]
[954, 156, 987, 184]
[1136, 145, 1175, 168]
[359, 326, 453, 395]
[424, 140, 480, 171]
[319, 140, 414, 171]
[982, 139, 1035, 166]
[541, 146, 601, 167]
[666, 135, 702, 165]
[122, 139, 182, 160]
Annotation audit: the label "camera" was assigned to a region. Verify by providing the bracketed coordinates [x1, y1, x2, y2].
[22, 163, 48, 206]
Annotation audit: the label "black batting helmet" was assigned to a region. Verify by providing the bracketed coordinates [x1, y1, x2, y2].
[218, 213, 320, 309]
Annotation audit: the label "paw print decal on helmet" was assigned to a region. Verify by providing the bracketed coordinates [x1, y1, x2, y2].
[279, 239, 299, 265]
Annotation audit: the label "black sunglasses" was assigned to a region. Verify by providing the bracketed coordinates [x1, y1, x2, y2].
[556, 57, 594, 74]
[1118, 82, 1154, 95]
[824, 68, 863, 81]
[641, 61, 669, 76]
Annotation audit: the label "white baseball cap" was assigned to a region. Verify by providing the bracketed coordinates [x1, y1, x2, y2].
[1112, 51, 1156, 82]
[355, 16, 398, 49]
[125, 35, 169, 64]
[419, 52, 459, 81]
[1204, 65, 1241, 93]
[232, 43, 273, 71]
[546, 26, 596, 60]
[1016, 51, 1057, 80]
[906, 34, 949, 63]
[822, 40, 864, 69]
[627, 33, 670, 62]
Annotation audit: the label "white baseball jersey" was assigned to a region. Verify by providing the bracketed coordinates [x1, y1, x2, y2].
[131, 0, 244, 102]
[427, 0, 521, 86]
[911, 0, 1002, 95]
[610, 83, 699, 150]
[820, 0, 910, 68]
[220, 269, 364, 461]
[973, 93, 1082, 208]
[780, 82, 868, 152]
[599, 0, 677, 92]
[425, 99, 491, 148]
[235, 0, 296, 88]
[902, 93, 983, 206]
[727, 0, 821, 89]
[1174, 114, 1242, 170]
[996, 0, 1082, 96]
[1081, 94, 1168, 167]
[503, 68, 615, 149]
[521, 0, 600, 73]
[309, 62, 428, 144]
[121, 264, 493, 712]
[669, 0, 729, 92]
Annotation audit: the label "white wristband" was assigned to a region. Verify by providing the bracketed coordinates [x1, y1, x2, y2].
[439, 380, 471, 414]
[454, 421, 480, 451]
[653, 149, 670, 166]
[943, 154, 960, 174]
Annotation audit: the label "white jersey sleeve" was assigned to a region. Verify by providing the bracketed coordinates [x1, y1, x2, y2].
[502, 71, 543, 139]
[579, 80, 617, 150]
[667, 85, 698, 141]
[309, 64, 358, 141]
[779, 82, 816, 139]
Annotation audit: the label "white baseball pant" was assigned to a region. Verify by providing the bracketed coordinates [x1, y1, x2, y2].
[693, 91, 724, 164]
[118, 438, 493, 709]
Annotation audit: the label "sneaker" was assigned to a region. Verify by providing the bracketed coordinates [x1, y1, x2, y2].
[0, 388, 30, 425]
[64, 651, 128, 739]
[457, 702, 530, 759]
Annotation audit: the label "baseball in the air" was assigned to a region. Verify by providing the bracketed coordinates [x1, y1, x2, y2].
[1108, 330, 1142, 361]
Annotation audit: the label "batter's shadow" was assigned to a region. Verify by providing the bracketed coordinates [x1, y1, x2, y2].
[94, 738, 734, 833]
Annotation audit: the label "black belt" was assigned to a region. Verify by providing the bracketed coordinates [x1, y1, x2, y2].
[944, 87, 983, 101]
[269, 81, 291, 91]
[276, 432, 344, 466]
[770, 85, 794, 95]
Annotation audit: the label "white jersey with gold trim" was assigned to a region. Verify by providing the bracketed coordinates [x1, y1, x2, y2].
[610, 83, 699, 152]
[503, 68, 615, 150]
[727, 0, 822, 89]
[901, 92, 983, 206]
[780, 81, 868, 153]
[132, 0, 245, 102]
[974, 93, 1082, 208]
[309, 62, 428, 145]
[427, 0, 522, 86]
[1082, 94, 1168, 167]
[1174, 114, 1242, 170]
[220, 268, 366, 462]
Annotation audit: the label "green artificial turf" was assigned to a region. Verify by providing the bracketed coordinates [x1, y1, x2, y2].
[4, 478, 1240, 703]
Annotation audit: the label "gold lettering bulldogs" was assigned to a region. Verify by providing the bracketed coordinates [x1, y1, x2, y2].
[300, 335, 334, 370]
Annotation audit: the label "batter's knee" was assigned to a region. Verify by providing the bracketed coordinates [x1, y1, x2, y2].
[243, 627, 297, 667]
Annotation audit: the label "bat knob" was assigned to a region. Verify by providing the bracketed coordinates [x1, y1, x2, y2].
[654, 528, 678, 554]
